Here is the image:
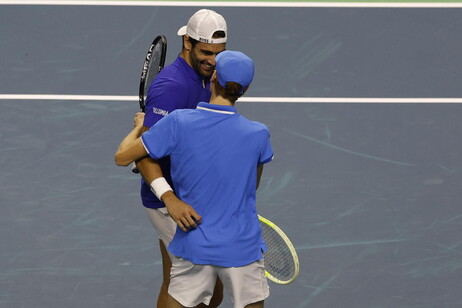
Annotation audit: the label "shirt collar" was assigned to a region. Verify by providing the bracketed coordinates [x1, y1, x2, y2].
[197, 102, 236, 115]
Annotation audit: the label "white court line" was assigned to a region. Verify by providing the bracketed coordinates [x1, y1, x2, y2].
[1, 94, 462, 103]
[2, 1, 462, 8]
[3, 2, 460, 103]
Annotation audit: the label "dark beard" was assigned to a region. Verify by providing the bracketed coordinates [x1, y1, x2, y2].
[189, 52, 213, 79]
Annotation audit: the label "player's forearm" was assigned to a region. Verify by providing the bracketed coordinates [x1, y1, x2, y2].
[114, 125, 144, 166]
[135, 125, 166, 183]
[136, 157, 164, 183]
[134, 125, 176, 201]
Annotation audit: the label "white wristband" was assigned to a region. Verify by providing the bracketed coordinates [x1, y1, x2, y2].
[150, 177, 173, 201]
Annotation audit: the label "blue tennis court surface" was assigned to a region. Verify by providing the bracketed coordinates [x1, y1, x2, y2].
[1, 3, 462, 308]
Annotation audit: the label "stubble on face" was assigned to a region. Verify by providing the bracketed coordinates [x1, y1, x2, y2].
[189, 42, 226, 78]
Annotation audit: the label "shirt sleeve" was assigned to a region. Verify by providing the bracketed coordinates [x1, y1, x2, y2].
[141, 112, 178, 160]
[259, 126, 274, 164]
[143, 77, 188, 128]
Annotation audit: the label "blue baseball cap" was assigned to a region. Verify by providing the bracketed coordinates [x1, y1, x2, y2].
[216, 50, 254, 93]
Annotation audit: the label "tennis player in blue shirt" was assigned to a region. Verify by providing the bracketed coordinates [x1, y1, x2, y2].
[135, 9, 227, 307]
[115, 50, 273, 308]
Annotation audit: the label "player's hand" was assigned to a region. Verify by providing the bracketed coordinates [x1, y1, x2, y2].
[162, 191, 202, 232]
[133, 112, 145, 128]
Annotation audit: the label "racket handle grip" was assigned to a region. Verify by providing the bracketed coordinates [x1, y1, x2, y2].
[131, 162, 140, 174]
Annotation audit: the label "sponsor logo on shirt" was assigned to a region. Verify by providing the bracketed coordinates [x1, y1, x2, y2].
[153, 107, 169, 117]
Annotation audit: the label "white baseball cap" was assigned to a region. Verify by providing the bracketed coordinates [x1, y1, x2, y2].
[177, 9, 227, 44]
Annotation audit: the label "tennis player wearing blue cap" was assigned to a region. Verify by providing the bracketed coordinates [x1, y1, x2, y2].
[115, 50, 273, 308]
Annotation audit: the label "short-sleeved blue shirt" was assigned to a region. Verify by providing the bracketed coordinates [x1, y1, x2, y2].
[141, 56, 211, 209]
[141, 102, 274, 267]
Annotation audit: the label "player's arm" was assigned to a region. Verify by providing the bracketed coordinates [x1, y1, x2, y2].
[114, 113, 149, 166]
[133, 114, 202, 231]
[257, 164, 264, 189]
[136, 150, 202, 231]
[257, 127, 274, 190]
[135, 126, 164, 181]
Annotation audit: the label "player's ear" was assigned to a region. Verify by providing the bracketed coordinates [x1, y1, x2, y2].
[211, 70, 217, 82]
[184, 35, 192, 51]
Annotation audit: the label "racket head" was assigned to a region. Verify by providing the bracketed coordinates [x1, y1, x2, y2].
[138, 35, 167, 112]
[258, 214, 300, 285]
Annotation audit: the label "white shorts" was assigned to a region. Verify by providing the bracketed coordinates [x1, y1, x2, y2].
[169, 257, 270, 308]
[145, 207, 177, 258]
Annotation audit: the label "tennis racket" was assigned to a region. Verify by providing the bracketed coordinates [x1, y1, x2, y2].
[132, 35, 167, 174]
[139, 34, 167, 112]
[259, 215, 300, 285]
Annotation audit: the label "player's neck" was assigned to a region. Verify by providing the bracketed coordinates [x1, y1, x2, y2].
[210, 94, 234, 107]
[179, 50, 190, 65]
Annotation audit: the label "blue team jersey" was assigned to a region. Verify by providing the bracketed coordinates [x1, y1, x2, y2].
[141, 102, 274, 267]
[141, 56, 211, 209]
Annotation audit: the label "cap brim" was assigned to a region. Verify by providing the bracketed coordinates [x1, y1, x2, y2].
[177, 26, 187, 36]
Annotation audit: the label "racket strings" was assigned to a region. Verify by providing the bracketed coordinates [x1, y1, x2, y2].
[260, 222, 296, 281]
[143, 42, 164, 100]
